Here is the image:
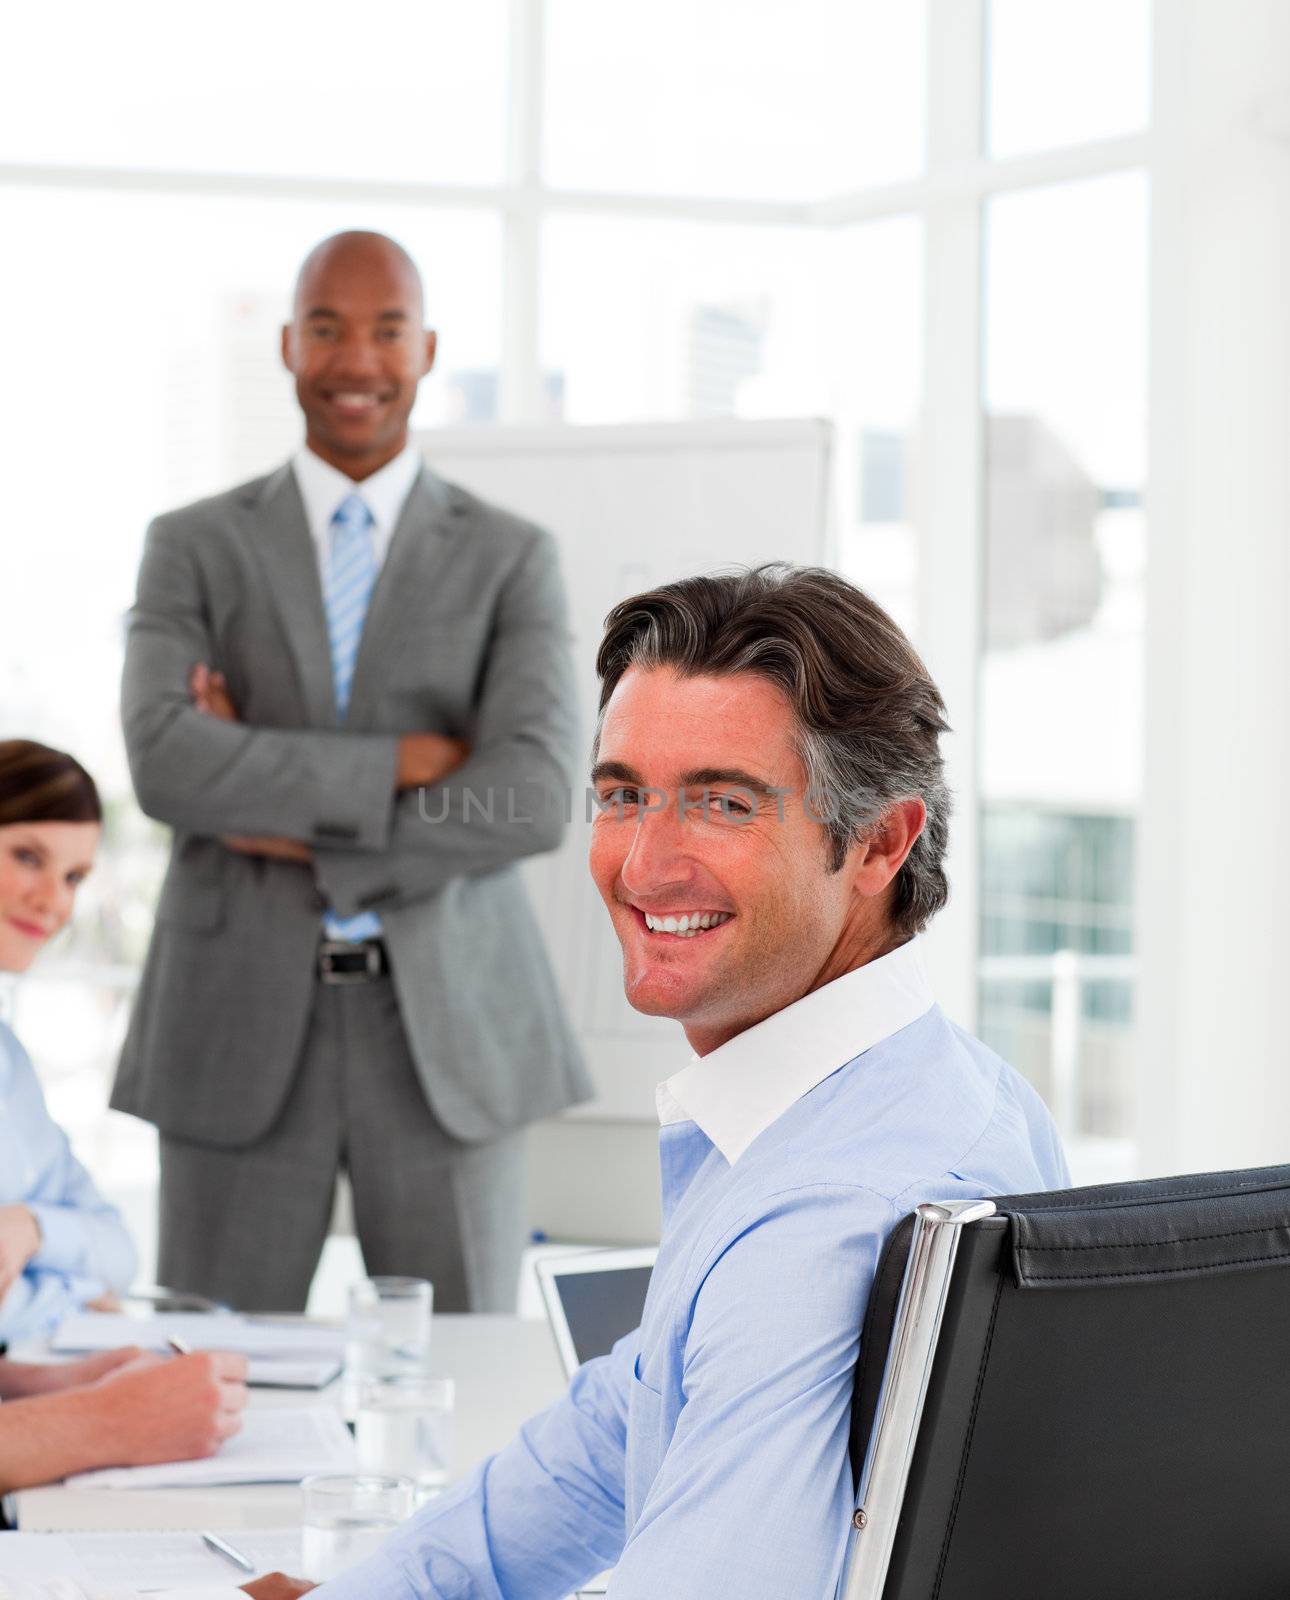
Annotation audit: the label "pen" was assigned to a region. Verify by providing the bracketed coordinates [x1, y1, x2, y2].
[167, 1336, 193, 1356]
[201, 1530, 256, 1574]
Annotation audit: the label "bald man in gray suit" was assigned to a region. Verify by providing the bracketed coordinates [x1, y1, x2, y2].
[113, 232, 589, 1313]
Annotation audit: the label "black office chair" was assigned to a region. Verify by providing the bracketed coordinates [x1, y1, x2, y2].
[841, 1164, 1290, 1600]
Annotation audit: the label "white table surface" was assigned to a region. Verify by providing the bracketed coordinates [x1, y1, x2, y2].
[13, 1314, 566, 1534]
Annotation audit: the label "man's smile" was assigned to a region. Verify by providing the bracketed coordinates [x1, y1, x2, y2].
[321, 388, 391, 419]
[627, 905, 736, 940]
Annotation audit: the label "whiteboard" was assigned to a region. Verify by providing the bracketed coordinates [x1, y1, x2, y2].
[417, 418, 835, 1120]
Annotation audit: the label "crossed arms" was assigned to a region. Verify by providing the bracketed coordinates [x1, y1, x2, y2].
[121, 517, 579, 916]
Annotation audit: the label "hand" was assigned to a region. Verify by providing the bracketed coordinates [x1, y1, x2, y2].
[0, 1345, 151, 1400]
[80, 1349, 249, 1466]
[221, 835, 314, 864]
[85, 1291, 122, 1312]
[190, 663, 239, 722]
[396, 732, 472, 791]
[241, 1576, 317, 1598]
[41, 1346, 154, 1394]
[0, 1205, 41, 1302]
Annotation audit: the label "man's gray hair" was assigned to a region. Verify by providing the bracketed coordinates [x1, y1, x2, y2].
[594, 564, 952, 938]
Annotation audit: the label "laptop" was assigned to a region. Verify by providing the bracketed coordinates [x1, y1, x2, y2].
[534, 1247, 658, 1597]
[535, 1246, 658, 1378]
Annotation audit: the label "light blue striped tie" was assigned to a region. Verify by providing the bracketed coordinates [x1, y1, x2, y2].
[325, 493, 377, 722]
[323, 492, 383, 943]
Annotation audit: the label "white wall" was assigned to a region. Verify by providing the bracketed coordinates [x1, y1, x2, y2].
[526, 1118, 662, 1245]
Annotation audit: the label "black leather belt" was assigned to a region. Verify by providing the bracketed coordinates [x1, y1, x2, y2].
[317, 938, 389, 984]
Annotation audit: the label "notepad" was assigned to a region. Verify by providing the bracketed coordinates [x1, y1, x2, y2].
[51, 1312, 343, 1390]
[63, 1407, 354, 1490]
[51, 1311, 344, 1361]
[0, 1528, 303, 1590]
[72, 1528, 303, 1588]
[246, 1357, 342, 1389]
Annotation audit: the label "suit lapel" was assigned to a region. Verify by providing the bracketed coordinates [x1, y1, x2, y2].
[240, 464, 339, 728]
[346, 468, 463, 726]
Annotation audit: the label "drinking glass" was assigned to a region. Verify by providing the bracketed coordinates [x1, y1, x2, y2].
[300, 1473, 415, 1581]
[356, 1375, 457, 1501]
[343, 1275, 433, 1420]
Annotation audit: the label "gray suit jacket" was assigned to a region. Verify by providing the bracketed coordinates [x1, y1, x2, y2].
[112, 461, 591, 1148]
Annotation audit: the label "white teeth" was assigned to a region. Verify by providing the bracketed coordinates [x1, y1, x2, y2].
[643, 911, 733, 934]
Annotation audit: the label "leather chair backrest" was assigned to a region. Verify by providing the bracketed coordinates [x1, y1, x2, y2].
[851, 1163, 1290, 1600]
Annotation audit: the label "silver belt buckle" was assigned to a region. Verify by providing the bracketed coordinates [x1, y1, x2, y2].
[318, 939, 380, 985]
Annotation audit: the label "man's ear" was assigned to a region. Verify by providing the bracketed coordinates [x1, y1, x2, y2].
[280, 323, 295, 374]
[849, 797, 927, 900]
[422, 329, 437, 377]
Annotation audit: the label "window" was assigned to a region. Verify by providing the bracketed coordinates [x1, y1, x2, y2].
[2, 3, 1155, 1241]
[544, 0, 926, 201]
[978, 170, 1148, 1177]
[4, 1, 508, 183]
[987, 0, 1151, 158]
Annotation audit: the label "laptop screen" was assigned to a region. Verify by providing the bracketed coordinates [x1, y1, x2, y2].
[554, 1265, 654, 1367]
[539, 1249, 657, 1375]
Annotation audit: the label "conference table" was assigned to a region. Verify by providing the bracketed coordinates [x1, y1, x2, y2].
[11, 1314, 568, 1541]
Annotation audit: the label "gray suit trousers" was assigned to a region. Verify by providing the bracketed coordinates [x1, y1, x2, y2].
[157, 976, 525, 1314]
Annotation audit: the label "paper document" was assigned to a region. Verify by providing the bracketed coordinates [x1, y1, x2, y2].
[64, 1407, 354, 1490]
[0, 1532, 94, 1584]
[72, 1528, 302, 1589]
[0, 1529, 301, 1590]
[51, 1311, 343, 1360]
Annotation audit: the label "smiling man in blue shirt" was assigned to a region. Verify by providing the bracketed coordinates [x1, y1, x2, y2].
[292, 564, 1069, 1600]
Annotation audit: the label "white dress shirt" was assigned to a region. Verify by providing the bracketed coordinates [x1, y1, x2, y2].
[655, 933, 935, 1164]
[291, 441, 423, 582]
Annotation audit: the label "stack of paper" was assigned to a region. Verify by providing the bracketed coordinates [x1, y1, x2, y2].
[64, 1407, 354, 1490]
[0, 1529, 303, 1591]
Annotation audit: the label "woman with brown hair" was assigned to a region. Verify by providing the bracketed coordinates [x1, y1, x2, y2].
[0, 739, 251, 1503]
[0, 739, 136, 1336]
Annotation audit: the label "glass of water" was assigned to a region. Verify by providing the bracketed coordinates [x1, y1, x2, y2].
[356, 1375, 457, 1501]
[344, 1275, 433, 1420]
[300, 1473, 415, 1581]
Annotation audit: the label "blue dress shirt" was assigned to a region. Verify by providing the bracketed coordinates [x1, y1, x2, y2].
[316, 941, 1068, 1600]
[0, 1019, 137, 1338]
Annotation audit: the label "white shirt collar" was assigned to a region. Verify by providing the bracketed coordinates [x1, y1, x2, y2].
[655, 936, 935, 1165]
[292, 442, 423, 572]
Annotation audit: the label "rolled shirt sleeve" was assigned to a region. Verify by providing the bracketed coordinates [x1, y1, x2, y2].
[313, 1187, 892, 1600]
[308, 1005, 1069, 1600]
[313, 1337, 635, 1600]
